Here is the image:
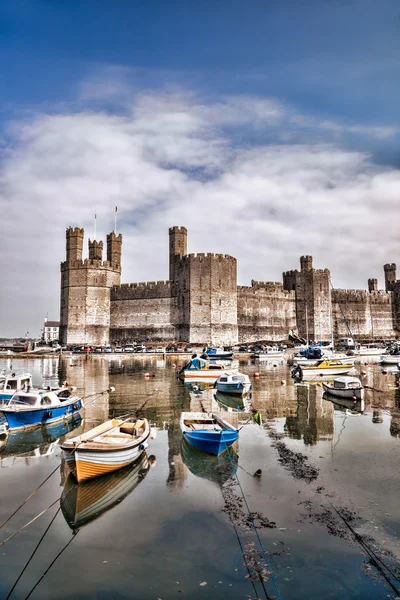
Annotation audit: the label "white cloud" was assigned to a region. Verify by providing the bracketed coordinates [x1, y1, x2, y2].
[0, 86, 399, 337]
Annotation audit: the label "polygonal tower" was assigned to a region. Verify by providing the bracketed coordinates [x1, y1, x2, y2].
[60, 227, 122, 346]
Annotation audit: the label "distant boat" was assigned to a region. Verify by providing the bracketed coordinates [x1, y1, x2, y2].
[355, 345, 384, 357]
[61, 418, 150, 483]
[61, 452, 151, 532]
[292, 359, 354, 380]
[215, 372, 251, 396]
[179, 358, 237, 382]
[379, 346, 400, 364]
[322, 376, 364, 400]
[180, 412, 238, 455]
[292, 347, 354, 367]
[253, 346, 285, 359]
[0, 387, 82, 431]
[206, 347, 233, 360]
[0, 372, 33, 404]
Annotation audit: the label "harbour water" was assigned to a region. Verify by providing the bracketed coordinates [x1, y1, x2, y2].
[0, 355, 399, 599]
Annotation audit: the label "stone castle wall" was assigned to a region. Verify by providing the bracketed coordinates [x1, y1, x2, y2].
[60, 224, 400, 346]
[332, 289, 396, 340]
[237, 281, 296, 342]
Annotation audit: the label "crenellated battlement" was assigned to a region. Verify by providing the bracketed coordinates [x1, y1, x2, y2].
[66, 226, 84, 235]
[251, 280, 283, 289]
[111, 280, 172, 300]
[179, 252, 236, 262]
[61, 259, 119, 271]
[169, 225, 187, 234]
[283, 270, 298, 277]
[384, 263, 396, 270]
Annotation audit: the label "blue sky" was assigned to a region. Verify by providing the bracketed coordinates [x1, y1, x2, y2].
[0, 0, 399, 335]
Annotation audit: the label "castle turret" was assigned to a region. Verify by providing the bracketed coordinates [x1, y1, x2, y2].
[60, 227, 122, 346]
[169, 226, 187, 282]
[368, 278, 378, 292]
[107, 232, 122, 271]
[384, 263, 396, 292]
[300, 255, 313, 272]
[66, 227, 84, 262]
[88, 239, 103, 261]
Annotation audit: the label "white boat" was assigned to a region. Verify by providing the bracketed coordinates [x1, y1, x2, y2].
[215, 372, 252, 396]
[293, 352, 355, 367]
[179, 358, 237, 382]
[292, 359, 354, 380]
[0, 372, 33, 403]
[355, 346, 384, 357]
[322, 376, 364, 400]
[61, 418, 151, 482]
[379, 352, 400, 365]
[253, 346, 285, 359]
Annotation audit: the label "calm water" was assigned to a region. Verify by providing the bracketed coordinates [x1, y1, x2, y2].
[0, 354, 399, 599]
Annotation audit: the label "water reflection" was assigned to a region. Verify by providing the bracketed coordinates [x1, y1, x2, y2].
[0, 415, 82, 463]
[323, 394, 365, 415]
[285, 384, 334, 445]
[181, 440, 238, 486]
[60, 452, 153, 533]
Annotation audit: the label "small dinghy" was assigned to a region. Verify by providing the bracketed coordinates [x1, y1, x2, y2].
[215, 372, 251, 396]
[0, 387, 82, 431]
[322, 376, 364, 400]
[61, 418, 150, 483]
[180, 412, 238, 455]
[179, 357, 237, 382]
[292, 359, 354, 380]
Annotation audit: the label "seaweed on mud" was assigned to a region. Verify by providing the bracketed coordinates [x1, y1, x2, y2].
[221, 479, 276, 531]
[273, 441, 319, 483]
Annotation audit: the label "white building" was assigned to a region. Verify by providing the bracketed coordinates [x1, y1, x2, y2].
[42, 319, 60, 343]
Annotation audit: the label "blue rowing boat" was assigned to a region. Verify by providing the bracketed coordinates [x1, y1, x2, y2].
[180, 411, 239, 455]
[0, 387, 83, 431]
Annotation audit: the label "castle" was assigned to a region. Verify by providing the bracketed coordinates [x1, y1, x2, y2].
[60, 225, 400, 346]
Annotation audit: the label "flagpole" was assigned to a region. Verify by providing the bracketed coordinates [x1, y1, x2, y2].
[94, 212, 97, 239]
[114, 206, 117, 234]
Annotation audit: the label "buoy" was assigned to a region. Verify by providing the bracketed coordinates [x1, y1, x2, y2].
[253, 469, 262, 477]
[144, 372, 150, 379]
[281, 380, 286, 386]
[352, 395, 357, 401]
[320, 373, 324, 377]
[172, 364, 176, 369]
[108, 386, 115, 392]
[254, 372, 260, 378]
[382, 370, 387, 375]
[273, 364, 277, 368]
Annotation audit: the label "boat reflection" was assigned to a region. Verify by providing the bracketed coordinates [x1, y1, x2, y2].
[0, 414, 82, 460]
[61, 452, 155, 533]
[181, 439, 238, 486]
[213, 390, 252, 413]
[323, 392, 365, 415]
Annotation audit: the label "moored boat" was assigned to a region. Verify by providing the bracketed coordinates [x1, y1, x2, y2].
[179, 357, 237, 382]
[0, 387, 83, 431]
[61, 418, 151, 482]
[206, 347, 233, 360]
[180, 412, 238, 455]
[322, 376, 364, 400]
[0, 372, 33, 403]
[379, 349, 400, 364]
[215, 372, 251, 396]
[292, 359, 354, 380]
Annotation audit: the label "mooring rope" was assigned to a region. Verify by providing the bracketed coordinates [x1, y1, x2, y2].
[0, 497, 60, 547]
[223, 438, 283, 600]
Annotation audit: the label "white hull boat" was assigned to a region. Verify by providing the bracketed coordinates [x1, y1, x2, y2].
[379, 354, 400, 365]
[215, 373, 252, 396]
[61, 418, 151, 482]
[254, 351, 285, 360]
[292, 360, 354, 380]
[322, 377, 364, 400]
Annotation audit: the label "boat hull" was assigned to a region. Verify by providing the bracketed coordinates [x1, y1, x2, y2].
[253, 352, 285, 360]
[69, 443, 147, 483]
[0, 399, 83, 431]
[380, 355, 400, 364]
[183, 429, 238, 455]
[207, 353, 233, 360]
[184, 369, 237, 382]
[322, 383, 364, 400]
[301, 367, 353, 377]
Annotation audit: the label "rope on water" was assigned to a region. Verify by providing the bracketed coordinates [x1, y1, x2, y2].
[0, 497, 60, 547]
[24, 531, 78, 599]
[5, 506, 61, 600]
[329, 502, 400, 596]
[223, 439, 283, 600]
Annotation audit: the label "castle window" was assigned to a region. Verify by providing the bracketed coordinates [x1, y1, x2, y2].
[219, 299, 222, 306]
[219, 279, 222, 288]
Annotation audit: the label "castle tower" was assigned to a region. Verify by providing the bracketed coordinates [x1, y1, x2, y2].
[169, 226, 187, 282]
[88, 239, 103, 261]
[295, 256, 332, 342]
[66, 227, 84, 262]
[384, 263, 396, 292]
[107, 232, 122, 269]
[368, 278, 378, 292]
[60, 228, 122, 346]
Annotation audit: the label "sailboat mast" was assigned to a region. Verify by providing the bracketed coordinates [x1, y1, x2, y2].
[306, 304, 309, 346]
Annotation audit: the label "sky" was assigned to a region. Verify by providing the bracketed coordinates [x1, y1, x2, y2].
[0, 0, 399, 337]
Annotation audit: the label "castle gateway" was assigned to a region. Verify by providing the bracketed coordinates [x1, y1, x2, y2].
[60, 226, 400, 346]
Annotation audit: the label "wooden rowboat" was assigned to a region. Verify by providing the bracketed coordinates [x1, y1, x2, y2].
[61, 418, 150, 483]
[180, 412, 238, 455]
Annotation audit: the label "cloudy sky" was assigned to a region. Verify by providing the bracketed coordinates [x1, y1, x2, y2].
[0, 0, 399, 337]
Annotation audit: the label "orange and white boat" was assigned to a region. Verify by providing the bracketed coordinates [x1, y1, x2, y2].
[182, 363, 238, 382]
[61, 418, 150, 483]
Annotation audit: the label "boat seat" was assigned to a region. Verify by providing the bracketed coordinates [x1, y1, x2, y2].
[102, 432, 133, 439]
